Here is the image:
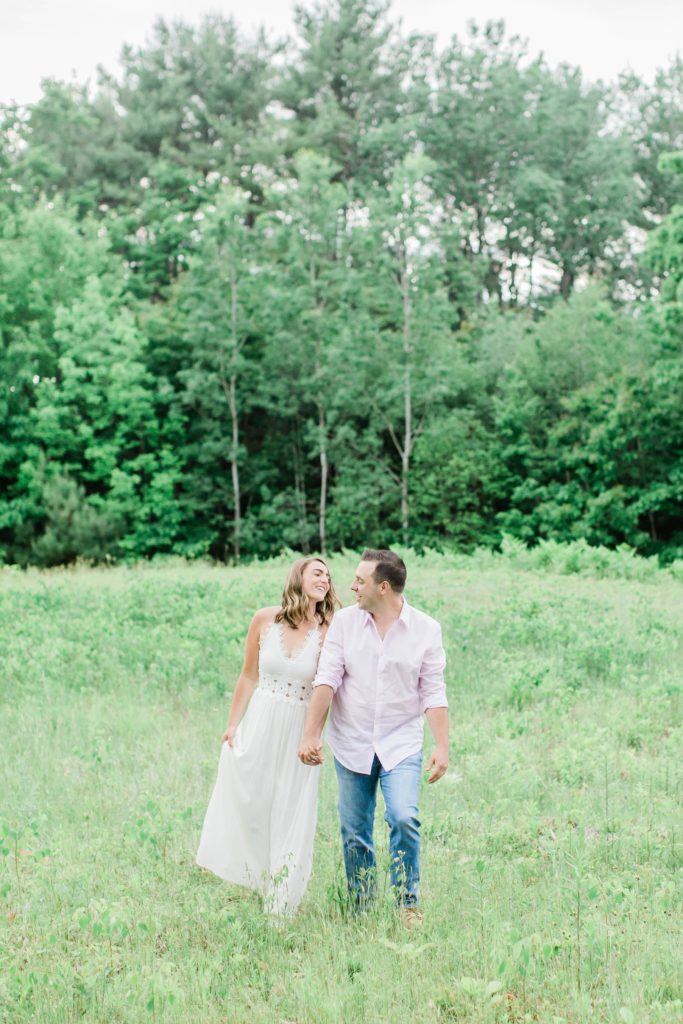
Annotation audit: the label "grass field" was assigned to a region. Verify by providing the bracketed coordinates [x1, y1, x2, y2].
[1, 546, 682, 1023]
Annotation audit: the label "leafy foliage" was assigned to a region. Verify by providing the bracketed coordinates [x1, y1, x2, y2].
[1, 5, 682, 563]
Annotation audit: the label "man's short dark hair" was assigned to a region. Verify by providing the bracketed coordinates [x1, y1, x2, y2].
[361, 549, 407, 593]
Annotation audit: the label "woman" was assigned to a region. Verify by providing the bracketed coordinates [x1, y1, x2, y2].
[196, 557, 339, 916]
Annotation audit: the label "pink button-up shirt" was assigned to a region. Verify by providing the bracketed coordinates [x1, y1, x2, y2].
[313, 599, 447, 774]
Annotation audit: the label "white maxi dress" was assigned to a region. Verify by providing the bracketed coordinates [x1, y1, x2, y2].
[196, 621, 321, 915]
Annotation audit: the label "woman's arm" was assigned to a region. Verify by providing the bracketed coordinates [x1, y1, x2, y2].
[221, 609, 272, 745]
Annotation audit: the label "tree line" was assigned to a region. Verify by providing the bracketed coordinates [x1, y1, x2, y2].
[1, 0, 682, 565]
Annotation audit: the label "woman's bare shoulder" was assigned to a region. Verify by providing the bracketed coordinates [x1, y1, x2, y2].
[244, 608, 279, 645]
[251, 606, 280, 627]
[250, 602, 280, 626]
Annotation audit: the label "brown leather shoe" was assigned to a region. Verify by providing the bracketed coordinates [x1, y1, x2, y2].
[400, 906, 424, 929]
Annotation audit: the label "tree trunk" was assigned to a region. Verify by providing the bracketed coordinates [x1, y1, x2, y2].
[311, 254, 328, 556]
[527, 251, 535, 304]
[228, 267, 241, 560]
[228, 372, 240, 560]
[635, 436, 658, 542]
[509, 258, 518, 308]
[560, 263, 575, 300]
[400, 258, 412, 544]
[293, 424, 310, 554]
[318, 401, 328, 555]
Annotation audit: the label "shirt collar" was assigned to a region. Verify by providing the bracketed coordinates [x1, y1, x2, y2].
[398, 597, 411, 625]
[363, 596, 411, 628]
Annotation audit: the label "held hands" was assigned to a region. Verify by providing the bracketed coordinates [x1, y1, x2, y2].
[298, 734, 324, 766]
[426, 745, 448, 784]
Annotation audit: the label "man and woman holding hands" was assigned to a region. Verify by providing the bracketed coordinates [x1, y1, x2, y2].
[196, 549, 449, 922]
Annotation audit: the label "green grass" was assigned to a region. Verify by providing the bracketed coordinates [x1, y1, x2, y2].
[1, 551, 682, 1023]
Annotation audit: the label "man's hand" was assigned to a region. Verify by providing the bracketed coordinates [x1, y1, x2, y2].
[424, 707, 449, 783]
[426, 745, 448, 783]
[298, 734, 324, 766]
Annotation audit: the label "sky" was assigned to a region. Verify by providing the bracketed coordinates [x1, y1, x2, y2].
[2, 0, 682, 106]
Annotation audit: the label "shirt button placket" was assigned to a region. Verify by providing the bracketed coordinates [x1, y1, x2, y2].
[374, 655, 383, 749]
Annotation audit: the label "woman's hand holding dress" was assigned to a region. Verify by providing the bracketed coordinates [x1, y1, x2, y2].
[222, 725, 237, 746]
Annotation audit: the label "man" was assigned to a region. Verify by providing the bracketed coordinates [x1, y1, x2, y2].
[298, 549, 449, 925]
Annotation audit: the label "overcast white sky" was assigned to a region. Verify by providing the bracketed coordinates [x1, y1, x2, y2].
[2, 0, 682, 106]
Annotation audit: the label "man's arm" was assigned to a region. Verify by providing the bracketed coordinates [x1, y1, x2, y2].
[419, 623, 449, 783]
[298, 685, 334, 765]
[298, 613, 345, 766]
[424, 706, 449, 783]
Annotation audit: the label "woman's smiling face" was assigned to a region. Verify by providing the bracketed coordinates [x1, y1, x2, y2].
[302, 560, 331, 603]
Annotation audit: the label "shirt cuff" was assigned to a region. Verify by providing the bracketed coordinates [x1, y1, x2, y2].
[313, 678, 339, 692]
[420, 697, 449, 714]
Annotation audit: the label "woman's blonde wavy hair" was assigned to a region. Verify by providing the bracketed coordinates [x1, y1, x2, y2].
[274, 557, 340, 629]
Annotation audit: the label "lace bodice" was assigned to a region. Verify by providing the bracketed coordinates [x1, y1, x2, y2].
[257, 621, 321, 702]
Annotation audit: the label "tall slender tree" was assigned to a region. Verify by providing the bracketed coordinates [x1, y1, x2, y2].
[262, 151, 356, 552]
[365, 153, 456, 541]
[178, 189, 262, 559]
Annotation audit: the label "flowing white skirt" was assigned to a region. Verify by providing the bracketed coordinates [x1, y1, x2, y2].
[196, 687, 320, 915]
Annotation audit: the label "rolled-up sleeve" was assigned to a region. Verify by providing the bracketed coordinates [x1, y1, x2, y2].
[418, 624, 447, 712]
[313, 614, 346, 692]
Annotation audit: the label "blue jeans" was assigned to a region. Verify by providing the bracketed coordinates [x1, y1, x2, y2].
[334, 751, 422, 908]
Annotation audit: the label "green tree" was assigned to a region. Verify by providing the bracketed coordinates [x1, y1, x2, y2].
[363, 153, 458, 541]
[532, 67, 638, 299]
[22, 276, 177, 563]
[100, 16, 277, 298]
[644, 152, 683, 341]
[260, 151, 358, 552]
[520, 358, 683, 556]
[411, 408, 501, 550]
[178, 188, 263, 559]
[279, 0, 421, 193]
[425, 22, 537, 304]
[0, 202, 114, 561]
[618, 59, 683, 224]
[5, 81, 143, 218]
[492, 288, 660, 546]
[110, 16, 275, 176]
[426, 24, 638, 304]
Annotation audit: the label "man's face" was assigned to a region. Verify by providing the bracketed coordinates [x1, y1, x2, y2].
[351, 561, 383, 611]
